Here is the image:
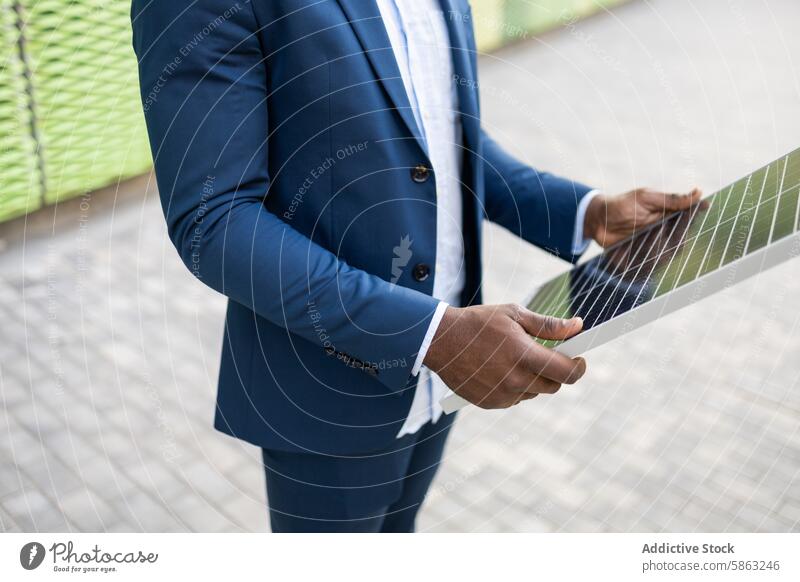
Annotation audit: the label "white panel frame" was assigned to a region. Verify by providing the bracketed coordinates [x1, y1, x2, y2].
[441, 229, 800, 414]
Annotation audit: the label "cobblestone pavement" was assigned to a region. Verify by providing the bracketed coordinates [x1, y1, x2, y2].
[2, 0, 800, 532]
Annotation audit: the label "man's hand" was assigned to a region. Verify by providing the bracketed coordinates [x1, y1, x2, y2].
[585, 187, 703, 248]
[423, 304, 587, 409]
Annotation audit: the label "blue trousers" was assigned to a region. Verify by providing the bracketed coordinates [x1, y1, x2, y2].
[262, 412, 455, 532]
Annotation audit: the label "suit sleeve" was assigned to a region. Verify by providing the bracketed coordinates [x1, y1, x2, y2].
[131, 0, 439, 393]
[481, 130, 594, 262]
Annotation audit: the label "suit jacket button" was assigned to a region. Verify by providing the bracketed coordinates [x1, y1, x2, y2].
[411, 164, 431, 183]
[412, 263, 430, 281]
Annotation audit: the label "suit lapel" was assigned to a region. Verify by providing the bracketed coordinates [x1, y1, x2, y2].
[335, 0, 427, 152]
[438, 0, 480, 151]
[438, 0, 483, 297]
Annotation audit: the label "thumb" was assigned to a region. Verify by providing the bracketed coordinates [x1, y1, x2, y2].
[646, 188, 703, 212]
[514, 308, 584, 340]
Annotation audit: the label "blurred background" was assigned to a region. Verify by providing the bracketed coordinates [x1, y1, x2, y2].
[1, 0, 799, 532]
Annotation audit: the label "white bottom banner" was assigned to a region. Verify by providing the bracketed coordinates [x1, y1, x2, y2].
[1, 533, 797, 581]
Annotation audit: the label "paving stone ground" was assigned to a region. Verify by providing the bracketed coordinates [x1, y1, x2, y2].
[1, 0, 799, 532]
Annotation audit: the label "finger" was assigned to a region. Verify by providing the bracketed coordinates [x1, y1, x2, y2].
[516, 340, 587, 385]
[514, 392, 539, 405]
[540, 352, 586, 385]
[517, 376, 561, 395]
[644, 188, 703, 212]
[514, 308, 584, 341]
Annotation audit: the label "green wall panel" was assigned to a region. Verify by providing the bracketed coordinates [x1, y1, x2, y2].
[21, 0, 151, 205]
[472, 0, 508, 52]
[0, 0, 630, 223]
[0, 0, 41, 221]
[474, 0, 630, 51]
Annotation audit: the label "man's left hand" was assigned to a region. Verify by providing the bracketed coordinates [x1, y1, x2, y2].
[584, 187, 704, 248]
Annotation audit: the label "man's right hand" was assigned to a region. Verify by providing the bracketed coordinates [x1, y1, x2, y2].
[423, 304, 587, 409]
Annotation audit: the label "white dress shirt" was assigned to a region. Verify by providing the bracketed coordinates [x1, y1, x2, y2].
[376, 0, 600, 438]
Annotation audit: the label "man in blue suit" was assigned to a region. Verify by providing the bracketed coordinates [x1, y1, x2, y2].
[132, 0, 700, 532]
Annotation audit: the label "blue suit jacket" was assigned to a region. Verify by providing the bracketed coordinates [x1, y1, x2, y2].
[131, 0, 592, 454]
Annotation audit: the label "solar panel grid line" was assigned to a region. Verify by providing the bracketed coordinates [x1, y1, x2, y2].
[442, 225, 800, 414]
[795, 170, 800, 232]
[554, 229, 700, 317]
[606, 202, 707, 325]
[550, 228, 800, 358]
[538, 241, 614, 320]
[716, 171, 757, 272]
[736, 165, 775, 259]
[589, 243, 655, 322]
[694, 184, 763, 283]
[683, 184, 738, 289]
[542, 219, 636, 310]
[740, 166, 771, 258]
[590, 220, 672, 304]
[736, 165, 777, 258]
[554, 178, 797, 304]
[544, 189, 732, 308]
[530, 250, 588, 318]
[765, 155, 789, 246]
[558, 149, 800, 330]
[676, 185, 734, 294]
[545, 222, 696, 328]
[691, 176, 751, 281]
[772, 182, 800, 243]
[751, 157, 788, 253]
[523, 258, 561, 312]
[441, 147, 800, 414]
[530, 191, 677, 317]
[661, 156, 795, 294]
[743, 155, 799, 254]
[575, 212, 683, 337]
[533, 207, 670, 322]
[652, 189, 721, 298]
[620, 202, 708, 303]
[441, 222, 800, 414]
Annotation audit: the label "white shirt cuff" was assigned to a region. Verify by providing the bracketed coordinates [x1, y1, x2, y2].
[572, 189, 604, 255]
[411, 301, 450, 376]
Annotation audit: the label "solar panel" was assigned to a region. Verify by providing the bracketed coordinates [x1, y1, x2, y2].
[442, 147, 800, 413]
